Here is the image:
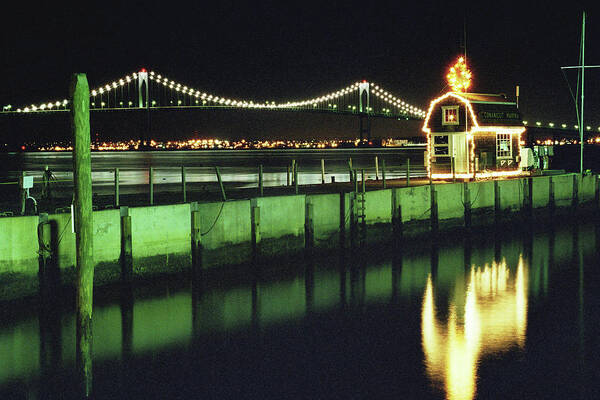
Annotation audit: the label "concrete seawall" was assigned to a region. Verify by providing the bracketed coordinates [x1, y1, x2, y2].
[1, 173, 598, 302]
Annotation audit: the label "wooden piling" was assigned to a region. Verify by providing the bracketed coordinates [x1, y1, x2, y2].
[259, 165, 264, 197]
[305, 201, 314, 249]
[191, 206, 202, 268]
[294, 164, 299, 195]
[120, 208, 133, 282]
[375, 156, 379, 180]
[407, 158, 411, 187]
[70, 73, 93, 397]
[381, 159, 386, 189]
[149, 166, 154, 205]
[321, 159, 325, 184]
[287, 166, 290, 186]
[114, 168, 120, 208]
[181, 167, 186, 203]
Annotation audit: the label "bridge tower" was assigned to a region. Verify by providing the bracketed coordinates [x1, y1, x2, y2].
[358, 81, 371, 142]
[137, 69, 149, 108]
[137, 69, 151, 146]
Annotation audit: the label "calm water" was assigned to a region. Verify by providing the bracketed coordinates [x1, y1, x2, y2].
[1, 221, 599, 399]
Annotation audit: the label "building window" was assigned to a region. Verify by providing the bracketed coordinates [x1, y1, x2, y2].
[442, 106, 459, 125]
[496, 133, 512, 158]
[433, 134, 449, 156]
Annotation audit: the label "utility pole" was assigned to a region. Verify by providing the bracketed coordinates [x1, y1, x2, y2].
[71, 73, 94, 397]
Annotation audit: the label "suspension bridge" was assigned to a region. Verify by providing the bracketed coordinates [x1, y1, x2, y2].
[0, 68, 597, 143]
[0, 69, 430, 141]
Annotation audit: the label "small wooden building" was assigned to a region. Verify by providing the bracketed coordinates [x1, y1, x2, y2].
[422, 92, 526, 178]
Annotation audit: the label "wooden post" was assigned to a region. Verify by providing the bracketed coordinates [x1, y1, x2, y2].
[406, 158, 411, 187]
[305, 201, 314, 249]
[291, 160, 296, 185]
[38, 213, 52, 271]
[70, 73, 93, 397]
[321, 159, 325, 184]
[149, 167, 154, 205]
[259, 165, 264, 197]
[19, 171, 26, 215]
[430, 186, 438, 233]
[375, 156, 379, 180]
[114, 168, 119, 208]
[382, 159, 386, 189]
[294, 163, 299, 195]
[215, 167, 226, 201]
[181, 166, 186, 203]
[549, 177, 555, 215]
[120, 208, 132, 282]
[348, 160, 354, 184]
[287, 166, 290, 186]
[464, 182, 471, 229]
[251, 205, 261, 258]
[494, 180, 501, 224]
[191, 206, 202, 268]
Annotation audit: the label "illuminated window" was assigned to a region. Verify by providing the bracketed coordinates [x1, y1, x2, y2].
[433, 134, 449, 155]
[442, 106, 459, 125]
[496, 133, 512, 158]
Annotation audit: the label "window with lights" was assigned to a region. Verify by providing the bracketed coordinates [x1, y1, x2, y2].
[442, 106, 459, 125]
[496, 133, 512, 158]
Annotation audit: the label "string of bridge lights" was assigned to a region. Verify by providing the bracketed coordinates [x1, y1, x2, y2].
[3, 69, 598, 130]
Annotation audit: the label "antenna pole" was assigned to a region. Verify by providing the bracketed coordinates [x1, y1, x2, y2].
[580, 11, 585, 175]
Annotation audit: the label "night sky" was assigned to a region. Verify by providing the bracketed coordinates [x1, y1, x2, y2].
[1, 1, 598, 142]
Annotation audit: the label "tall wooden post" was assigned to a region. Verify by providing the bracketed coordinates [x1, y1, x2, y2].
[258, 165, 264, 197]
[406, 158, 411, 187]
[321, 159, 325, 184]
[149, 167, 154, 205]
[181, 166, 187, 203]
[71, 73, 93, 397]
[114, 168, 120, 208]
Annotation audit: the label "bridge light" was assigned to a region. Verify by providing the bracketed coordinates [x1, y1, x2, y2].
[152, 100, 156, 106]
[575, 125, 579, 129]
[119, 101, 123, 106]
[178, 100, 182, 105]
[549, 123, 554, 127]
[55, 101, 60, 107]
[535, 121, 541, 126]
[128, 101, 133, 106]
[562, 124, 567, 128]
[587, 126, 591, 130]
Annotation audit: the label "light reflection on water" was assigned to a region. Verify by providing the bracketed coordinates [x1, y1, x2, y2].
[422, 257, 528, 400]
[0, 221, 596, 398]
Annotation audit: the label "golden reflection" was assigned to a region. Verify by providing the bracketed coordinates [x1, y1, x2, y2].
[421, 256, 528, 400]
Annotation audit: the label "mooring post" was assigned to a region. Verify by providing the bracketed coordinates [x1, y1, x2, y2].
[382, 159, 386, 189]
[305, 201, 314, 249]
[494, 180, 501, 224]
[190, 202, 202, 268]
[181, 166, 186, 203]
[321, 159, 325, 184]
[251, 203, 261, 259]
[259, 165, 264, 197]
[339, 192, 346, 248]
[375, 156, 379, 180]
[407, 158, 411, 187]
[294, 163, 299, 195]
[71, 73, 93, 398]
[38, 213, 52, 273]
[464, 182, 471, 229]
[20, 171, 26, 215]
[549, 176, 555, 216]
[114, 168, 119, 208]
[149, 166, 154, 205]
[120, 207, 132, 282]
[430, 185, 438, 233]
[215, 166, 226, 201]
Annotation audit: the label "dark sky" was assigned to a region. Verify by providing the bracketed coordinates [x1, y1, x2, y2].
[1, 1, 598, 141]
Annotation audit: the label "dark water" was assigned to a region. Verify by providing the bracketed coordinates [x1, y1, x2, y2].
[1, 220, 599, 399]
